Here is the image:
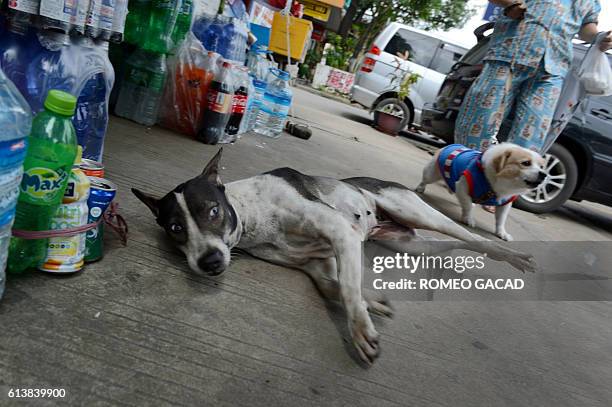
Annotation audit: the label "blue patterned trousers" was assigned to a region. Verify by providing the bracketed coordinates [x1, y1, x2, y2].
[455, 60, 564, 152]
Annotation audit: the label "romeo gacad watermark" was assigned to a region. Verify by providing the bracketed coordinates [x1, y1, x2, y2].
[371, 252, 524, 292]
[362, 241, 612, 301]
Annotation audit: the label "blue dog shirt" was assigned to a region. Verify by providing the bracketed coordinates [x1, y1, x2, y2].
[437, 144, 517, 206]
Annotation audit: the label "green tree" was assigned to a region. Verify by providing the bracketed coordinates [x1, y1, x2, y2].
[341, 0, 475, 63]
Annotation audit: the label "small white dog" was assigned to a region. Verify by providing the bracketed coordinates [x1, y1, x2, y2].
[416, 143, 546, 241]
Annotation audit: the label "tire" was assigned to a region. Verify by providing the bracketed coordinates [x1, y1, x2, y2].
[373, 98, 412, 131]
[514, 143, 578, 214]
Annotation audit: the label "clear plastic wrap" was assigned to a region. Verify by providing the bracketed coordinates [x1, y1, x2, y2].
[159, 32, 218, 137]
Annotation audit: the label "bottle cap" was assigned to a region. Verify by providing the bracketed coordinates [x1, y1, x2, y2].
[44, 90, 77, 116]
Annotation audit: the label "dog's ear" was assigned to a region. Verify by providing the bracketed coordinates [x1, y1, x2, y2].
[201, 148, 223, 185]
[132, 188, 160, 217]
[493, 150, 513, 174]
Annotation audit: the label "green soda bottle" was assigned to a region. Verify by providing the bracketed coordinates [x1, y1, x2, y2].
[142, 0, 180, 54]
[7, 90, 78, 273]
[124, 0, 152, 46]
[170, 0, 193, 47]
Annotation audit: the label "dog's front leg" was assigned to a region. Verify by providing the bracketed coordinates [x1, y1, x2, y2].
[455, 178, 475, 227]
[333, 230, 380, 365]
[495, 203, 513, 241]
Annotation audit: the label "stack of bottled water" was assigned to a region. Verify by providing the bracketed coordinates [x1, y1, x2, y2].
[192, 14, 248, 64]
[0, 28, 114, 161]
[254, 68, 293, 138]
[0, 67, 32, 299]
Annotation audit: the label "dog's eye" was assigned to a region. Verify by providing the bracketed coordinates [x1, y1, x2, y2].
[520, 160, 532, 166]
[209, 206, 219, 218]
[170, 223, 183, 233]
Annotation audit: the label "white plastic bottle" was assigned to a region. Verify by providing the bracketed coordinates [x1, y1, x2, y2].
[254, 68, 292, 138]
[0, 68, 32, 298]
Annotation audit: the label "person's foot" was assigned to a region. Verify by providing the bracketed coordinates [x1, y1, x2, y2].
[482, 205, 496, 214]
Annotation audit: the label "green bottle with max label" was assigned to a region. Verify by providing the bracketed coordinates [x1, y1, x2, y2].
[8, 90, 78, 273]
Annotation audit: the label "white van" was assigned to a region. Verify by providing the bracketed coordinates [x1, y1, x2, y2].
[350, 22, 468, 130]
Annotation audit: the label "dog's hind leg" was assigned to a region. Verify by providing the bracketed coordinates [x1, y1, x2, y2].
[300, 258, 393, 318]
[415, 156, 441, 194]
[371, 188, 536, 273]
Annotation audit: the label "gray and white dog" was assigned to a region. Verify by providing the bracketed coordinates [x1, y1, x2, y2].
[133, 149, 535, 364]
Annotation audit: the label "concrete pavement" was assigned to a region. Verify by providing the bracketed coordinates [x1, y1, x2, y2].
[1, 87, 611, 406]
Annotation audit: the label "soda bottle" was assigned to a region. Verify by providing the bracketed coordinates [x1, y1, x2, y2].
[225, 66, 249, 137]
[5, 0, 39, 36]
[254, 68, 293, 138]
[0, 67, 32, 299]
[115, 50, 166, 126]
[39, 0, 79, 34]
[8, 90, 78, 273]
[170, 0, 193, 47]
[143, 0, 181, 54]
[169, 48, 217, 137]
[123, 0, 151, 46]
[40, 146, 90, 273]
[197, 61, 234, 145]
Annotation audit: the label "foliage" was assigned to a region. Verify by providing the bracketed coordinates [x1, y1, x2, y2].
[299, 46, 323, 80]
[324, 33, 356, 72]
[346, 0, 475, 62]
[386, 57, 422, 101]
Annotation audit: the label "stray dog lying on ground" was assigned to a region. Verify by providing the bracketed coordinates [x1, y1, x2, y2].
[416, 143, 546, 241]
[133, 149, 536, 365]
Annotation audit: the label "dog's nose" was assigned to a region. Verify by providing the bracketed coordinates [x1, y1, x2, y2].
[198, 250, 224, 273]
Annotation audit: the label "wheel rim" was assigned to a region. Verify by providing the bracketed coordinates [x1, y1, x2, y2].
[378, 102, 405, 118]
[521, 153, 567, 204]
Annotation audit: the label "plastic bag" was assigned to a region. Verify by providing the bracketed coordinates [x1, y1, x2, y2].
[578, 33, 612, 96]
[158, 32, 217, 137]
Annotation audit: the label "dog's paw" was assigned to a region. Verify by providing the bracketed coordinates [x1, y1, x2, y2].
[496, 231, 514, 241]
[415, 184, 426, 194]
[351, 316, 380, 365]
[511, 253, 538, 274]
[462, 216, 476, 228]
[366, 298, 393, 318]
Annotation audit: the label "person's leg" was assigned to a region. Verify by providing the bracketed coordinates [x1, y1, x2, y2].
[455, 61, 517, 151]
[506, 66, 564, 152]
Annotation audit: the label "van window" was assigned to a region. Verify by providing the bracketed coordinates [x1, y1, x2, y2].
[384, 29, 439, 67]
[430, 45, 464, 74]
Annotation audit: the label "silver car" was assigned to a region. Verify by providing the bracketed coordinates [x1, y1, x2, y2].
[350, 22, 468, 130]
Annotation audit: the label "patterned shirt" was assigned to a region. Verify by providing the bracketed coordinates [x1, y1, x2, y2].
[485, 0, 601, 76]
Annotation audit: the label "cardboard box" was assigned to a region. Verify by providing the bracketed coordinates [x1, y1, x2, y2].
[269, 12, 313, 62]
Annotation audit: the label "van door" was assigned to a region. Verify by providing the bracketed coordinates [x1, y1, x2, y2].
[580, 95, 612, 198]
[379, 28, 440, 95]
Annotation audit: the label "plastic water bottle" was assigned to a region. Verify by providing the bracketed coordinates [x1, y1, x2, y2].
[244, 77, 266, 132]
[224, 19, 247, 63]
[202, 15, 230, 56]
[8, 90, 78, 274]
[25, 32, 76, 114]
[0, 68, 32, 298]
[40, 146, 90, 273]
[115, 49, 166, 126]
[110, 0, 129, 42]
[123, 0, 151, 46]
[5, 0, 39, 36]
[254, 69, 292, 138]
[0, 27, 43, 96]
[74, 72, 108, 160]
[191, 13, 214, 44]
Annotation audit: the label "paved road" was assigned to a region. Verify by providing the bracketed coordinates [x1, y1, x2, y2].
[1, 88, 611, 406]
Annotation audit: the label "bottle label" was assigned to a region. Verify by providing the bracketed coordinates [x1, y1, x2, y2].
[0, 166, 24, 226]
[39, 0, 77, 24]
[43, 201, 88, 270]
[20, 167, 70, 205]
[8, 0, 41, 14]
[98, 0, 115, 31]
[207, 90, 232, 114]
[231, 94, 248, 114]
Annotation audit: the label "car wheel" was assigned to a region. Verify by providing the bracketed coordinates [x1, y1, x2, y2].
[373, 98, 412, 130]
[514, 143, 578, 214]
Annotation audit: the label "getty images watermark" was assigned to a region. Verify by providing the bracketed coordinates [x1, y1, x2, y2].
[362, 241, 612, 301]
